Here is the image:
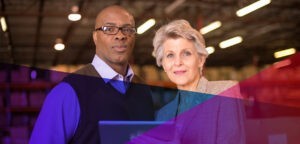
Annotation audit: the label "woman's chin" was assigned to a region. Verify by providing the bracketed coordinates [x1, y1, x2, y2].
[172, 80, 188, 87]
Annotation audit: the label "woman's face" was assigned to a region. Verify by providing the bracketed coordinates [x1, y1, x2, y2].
[161, 38, 205, 90]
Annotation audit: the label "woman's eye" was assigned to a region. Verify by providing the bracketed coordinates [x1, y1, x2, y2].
[166, 53, 174, 58]
[183, 51, 192, 56]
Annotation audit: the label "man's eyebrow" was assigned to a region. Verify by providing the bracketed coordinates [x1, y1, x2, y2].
[122, 24, 135, 27]
[103, 23, 134, 27]
[103, 22, 116, 26]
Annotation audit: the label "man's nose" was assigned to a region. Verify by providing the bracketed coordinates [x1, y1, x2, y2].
[115, 29, 126, 40]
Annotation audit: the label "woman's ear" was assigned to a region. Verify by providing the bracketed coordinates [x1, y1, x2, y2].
[198, 56, 206, 68]
[161, 61, 166, 72]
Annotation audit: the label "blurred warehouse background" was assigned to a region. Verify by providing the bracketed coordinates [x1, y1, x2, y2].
[1, 0, 300, 143]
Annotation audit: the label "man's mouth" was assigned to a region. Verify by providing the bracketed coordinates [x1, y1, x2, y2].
[112, 45, 127, 52]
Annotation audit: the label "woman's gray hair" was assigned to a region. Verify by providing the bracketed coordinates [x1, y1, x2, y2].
[152, 19, 208, 67]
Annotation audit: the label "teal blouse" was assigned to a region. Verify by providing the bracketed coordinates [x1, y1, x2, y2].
[156, 90, 213, 121]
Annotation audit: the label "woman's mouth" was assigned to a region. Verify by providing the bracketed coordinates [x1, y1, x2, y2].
[174, 70, 186, 75]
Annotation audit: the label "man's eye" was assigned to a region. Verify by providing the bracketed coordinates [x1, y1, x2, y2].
[123, 28, 130, 32]
[122, 27, 134, 33]
[104, 27, 115, 32]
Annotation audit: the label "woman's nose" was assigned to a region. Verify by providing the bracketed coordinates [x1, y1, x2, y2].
[174, 56, 182, 66]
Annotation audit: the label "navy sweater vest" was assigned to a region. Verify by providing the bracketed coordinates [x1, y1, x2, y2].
[63, 64, 154, 144]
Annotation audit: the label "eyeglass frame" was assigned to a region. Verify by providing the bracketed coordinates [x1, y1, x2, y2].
[94, 25, 137, 36]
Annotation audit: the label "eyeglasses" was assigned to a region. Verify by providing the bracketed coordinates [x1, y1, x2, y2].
[95, 26, 136, 35]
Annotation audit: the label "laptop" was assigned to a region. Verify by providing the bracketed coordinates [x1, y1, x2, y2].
[245, 117, 300, 144]
[98, 121, 175, 144]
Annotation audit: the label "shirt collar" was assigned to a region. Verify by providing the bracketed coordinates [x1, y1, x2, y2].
[196, 77, 208, 93]
[91, 55, 134, 83]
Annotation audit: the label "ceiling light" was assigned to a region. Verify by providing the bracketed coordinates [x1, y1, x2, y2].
[165, 0, 186, 14]
[68, 13, 81, 21]
[68, 6, 81, 21]
[0, 17, 7, 32]
[273, 59, 291, 69]
[219, 36, 243, 49]
[206, 46, 215, 54]
[137, 18, 156, 34]
[274, 48, 296, 59]
[54, 38, 65, 51]
[236, 0, 271, 17]
[200, 21, 222, 35]
[30, 69, 37, 80]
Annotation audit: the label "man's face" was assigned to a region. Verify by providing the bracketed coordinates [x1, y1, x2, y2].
[93, 7, 135, 66]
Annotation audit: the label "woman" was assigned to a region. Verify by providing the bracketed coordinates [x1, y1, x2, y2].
[151, 19, 245, 144]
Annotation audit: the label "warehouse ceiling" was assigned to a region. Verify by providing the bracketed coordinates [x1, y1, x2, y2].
[0, 0, 300, 69]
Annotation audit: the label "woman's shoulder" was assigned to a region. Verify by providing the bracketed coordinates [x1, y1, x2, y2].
[208, 80, 238, 88]
[205, 80, 240, 96]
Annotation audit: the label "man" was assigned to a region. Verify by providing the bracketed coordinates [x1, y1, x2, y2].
[30, 5, 154, 144]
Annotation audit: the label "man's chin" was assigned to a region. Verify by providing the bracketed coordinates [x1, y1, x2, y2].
[110, 55, 130, 65]
[114, 58, 128, 65]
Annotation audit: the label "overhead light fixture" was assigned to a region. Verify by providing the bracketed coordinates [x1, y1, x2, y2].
[54, 38, 65, 51]
[219, 36, 243, 49]
[68, 6, 81, 21]
[165, 0, 186, 14]
[68, 13, 81, 21]
[137, 18, 156, 34]
[274, 48, 296, 59]
[0, 17, 7, 32]
[30, 69, 37, 80]
[273, 59, 291, 69]
[206, 46, 215, 54]
[236, 0, 271, 17]
[200, 21, 222, 35]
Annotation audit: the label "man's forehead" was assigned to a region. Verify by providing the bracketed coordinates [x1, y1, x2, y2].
[98, 6, 133, 19]
[101, 22, 133, 27]
[97, 17, 134, 27]
[96, 12, 134, 27]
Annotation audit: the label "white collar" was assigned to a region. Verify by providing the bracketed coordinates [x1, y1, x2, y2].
[91, 55, 134, 83]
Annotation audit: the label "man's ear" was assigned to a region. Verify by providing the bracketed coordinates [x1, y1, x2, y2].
[92, 31, 97, 45]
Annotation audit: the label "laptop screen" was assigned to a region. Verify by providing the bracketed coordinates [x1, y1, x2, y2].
[98, 121, 175, 144]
